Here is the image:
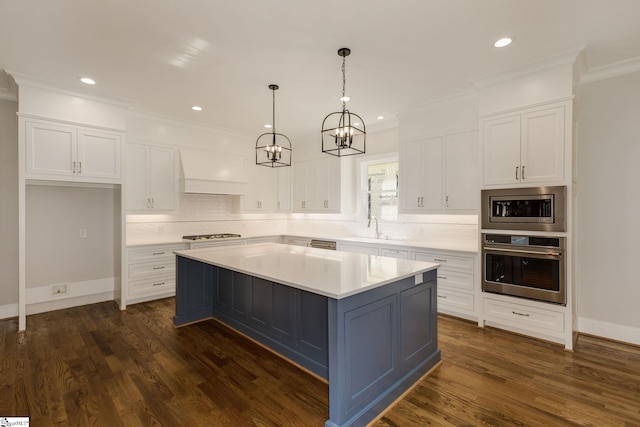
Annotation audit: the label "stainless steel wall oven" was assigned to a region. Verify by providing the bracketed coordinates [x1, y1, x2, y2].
[481, 186, 566, 232]
[482, 234, 566, 305]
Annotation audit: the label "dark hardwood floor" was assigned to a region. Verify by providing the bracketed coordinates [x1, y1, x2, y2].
[1, 298, 639, 426]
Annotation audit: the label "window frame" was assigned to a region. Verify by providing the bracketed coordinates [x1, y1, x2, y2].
[357, 153, 399, 222]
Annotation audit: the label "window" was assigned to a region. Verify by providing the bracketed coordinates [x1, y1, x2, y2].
[365, 160, 398, 221]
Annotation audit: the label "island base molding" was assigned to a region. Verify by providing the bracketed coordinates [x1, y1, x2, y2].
[174, 255, 441, 427]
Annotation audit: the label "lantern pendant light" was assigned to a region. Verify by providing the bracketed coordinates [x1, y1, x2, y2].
[321, 47, 366, 157]
[255, 84, 292, 167]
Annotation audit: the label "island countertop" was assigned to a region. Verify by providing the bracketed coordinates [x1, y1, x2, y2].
[175, 242, 439, 299]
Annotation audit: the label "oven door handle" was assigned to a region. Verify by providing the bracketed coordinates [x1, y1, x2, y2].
[483, 247, 562, 257]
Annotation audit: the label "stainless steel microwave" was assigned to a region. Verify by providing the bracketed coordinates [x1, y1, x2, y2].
[481, 186, 566, 232]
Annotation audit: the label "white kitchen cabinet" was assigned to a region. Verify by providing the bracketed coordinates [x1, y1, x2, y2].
[399, 132, 478, 213]
[399, 137, 443, 212]
[336, 242, 379, 255]
[243, 160, 277, 212]
[25, 119, 122, 183]
[444, 131, 478, 210]
[411, 249, 477, 320]
[276, 167, 291, 211]
[126, 143, 176, 212]
[482, 294, 565, 344]
[293, 157, 343, 212]
[126, 243, 187, 304]
[481, 105, 565, 186]
[379, 247, 409, 259]
[243, 160, 291, 212]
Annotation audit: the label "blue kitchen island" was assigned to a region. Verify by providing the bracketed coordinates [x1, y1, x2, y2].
[173, 243, 441, 427]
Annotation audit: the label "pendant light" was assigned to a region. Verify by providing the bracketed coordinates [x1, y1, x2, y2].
[256, 84, 292, 168]
[321, 47, 366, 157]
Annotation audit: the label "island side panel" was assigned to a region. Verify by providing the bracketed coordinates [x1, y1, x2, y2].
[326, 270, 440, 427]
[174, 255, 215, 326]
[211, 266, 330, 379]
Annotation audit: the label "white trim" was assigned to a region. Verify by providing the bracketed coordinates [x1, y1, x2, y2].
[470, 46, 585, 89]
[579, 56, 640, 85]
[578, 317, 640, 346]
[0, 303, 19, 320]
[7, 70, 132, 108]
[26, 277, 115, 305]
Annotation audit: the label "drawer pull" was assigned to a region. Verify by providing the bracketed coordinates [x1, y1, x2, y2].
[152, 282, 166, 286]
[152, 251, 166, 255]
[512, 311, 530, 317]
[437, 275, 447, 280]
[437, 294, 447, 299]
[434, 258, 447, 262]
[152, 266, 165, 270]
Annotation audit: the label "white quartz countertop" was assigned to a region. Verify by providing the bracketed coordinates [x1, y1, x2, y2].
[175, 243, 439, 299]
[127, 233, 477, 253]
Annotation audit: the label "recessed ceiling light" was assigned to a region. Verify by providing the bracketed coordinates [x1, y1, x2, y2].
[191, 105, 202, 111]
[377, 116, 384, 120]
[80, 77, 96, 85]
[494, 37, 513, 48]
[264, 124, 273, 129]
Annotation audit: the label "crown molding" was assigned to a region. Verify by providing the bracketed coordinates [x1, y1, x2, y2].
[579, 56, 640, 85]
[470, 46, 586, 90]
[6, 70, 133, 109]
[126, 108, 254, 140]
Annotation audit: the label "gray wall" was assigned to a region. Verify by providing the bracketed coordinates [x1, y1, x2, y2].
[25, 185, 116, 287]
[576, 70, 640, 329]
[0, 99, 18, 305]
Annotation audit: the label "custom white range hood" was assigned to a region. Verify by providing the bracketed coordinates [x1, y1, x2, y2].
[179, 147, 248, 195]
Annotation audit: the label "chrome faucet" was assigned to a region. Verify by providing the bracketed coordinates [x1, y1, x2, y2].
[367, 216, 382, 239]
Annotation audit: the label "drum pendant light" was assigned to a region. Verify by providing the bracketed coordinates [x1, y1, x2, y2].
[256, 84, 292, 167]
[321, 47, 366, 157]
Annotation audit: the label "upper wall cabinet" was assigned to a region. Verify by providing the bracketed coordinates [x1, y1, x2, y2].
[126, 143, 176, 212]
[25, 119, 122, 183]
[481, 105, 565, 187]
[242, 159, 291, 212]
[293, 157, 349, 213]
[399, 130, 478, 213]
[399, 137, 443, 211]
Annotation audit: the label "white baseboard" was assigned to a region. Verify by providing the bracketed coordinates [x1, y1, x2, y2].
[0, 303, 18, 320]
[578, 317, 640, 346]
[24, 278, 116, 315]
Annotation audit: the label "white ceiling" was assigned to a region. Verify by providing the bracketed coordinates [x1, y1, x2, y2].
[2, 0, 640, 141]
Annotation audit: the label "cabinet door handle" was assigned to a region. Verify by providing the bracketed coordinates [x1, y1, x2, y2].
[522, 165, 526, 180]
[437, 294, 447, 299]
[446, 195, 449, 208]
[78, 161, 82, 174]
[515, 166, 519, 180]
[512, 311, 530, 317]
[152, 266, 165, 270]
[72, 161, 77, 174]
[152, 282, 166, 287]
[434, 258, 447, 263]
[152, 252, 165, 255]
[437, 275, 447, 280]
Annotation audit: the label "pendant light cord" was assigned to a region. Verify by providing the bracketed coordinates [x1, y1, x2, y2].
[342, 55, 347, 110]
[272, 87, 277, 134]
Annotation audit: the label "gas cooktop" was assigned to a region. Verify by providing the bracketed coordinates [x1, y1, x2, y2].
[182, 233, 241, 241]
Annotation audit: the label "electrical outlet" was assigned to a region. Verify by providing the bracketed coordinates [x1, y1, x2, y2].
[52, 284, 68, 295]
[79, 229, 87, 238]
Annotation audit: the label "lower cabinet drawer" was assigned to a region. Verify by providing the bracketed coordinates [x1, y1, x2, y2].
[129, 261, 175, 280]
[483, 297, 565, 334]
[436, 270, 474, 292]
[412, 251, 474, 271]
[436, 288, 475, 313]
[129, 276, 175, 296]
